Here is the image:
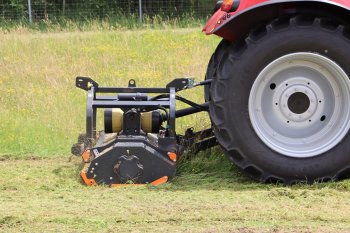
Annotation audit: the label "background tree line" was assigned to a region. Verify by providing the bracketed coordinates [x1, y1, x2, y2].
[0, 0, 216, 20]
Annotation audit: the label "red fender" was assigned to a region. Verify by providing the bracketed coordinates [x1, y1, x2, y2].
[203, 0, 350, 42]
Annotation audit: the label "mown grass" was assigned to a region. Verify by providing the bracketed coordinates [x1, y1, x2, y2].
[1, 151, 350, 232]
[1, 28, 350, 232]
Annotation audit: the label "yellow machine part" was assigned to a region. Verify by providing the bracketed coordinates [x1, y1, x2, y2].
[111, 108, 123, 132]
[141, 111, 153, 133]
[106, 108, 159, 133]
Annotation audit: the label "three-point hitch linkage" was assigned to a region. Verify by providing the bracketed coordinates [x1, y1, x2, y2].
[71, 77, 217, 186]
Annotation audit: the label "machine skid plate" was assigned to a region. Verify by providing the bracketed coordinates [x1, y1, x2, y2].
[81, 135, 176, 186]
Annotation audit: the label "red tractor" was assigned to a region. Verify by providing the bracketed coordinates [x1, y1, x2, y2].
[73, 0, 350, 185]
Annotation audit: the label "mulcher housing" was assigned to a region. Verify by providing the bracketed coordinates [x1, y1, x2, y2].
[72, 77, 215, 186]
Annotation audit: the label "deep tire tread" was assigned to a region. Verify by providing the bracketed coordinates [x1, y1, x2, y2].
[209, 15, 350, 184]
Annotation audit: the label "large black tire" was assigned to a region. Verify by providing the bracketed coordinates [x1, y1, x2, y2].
[205, 40, 231, 101]
[209, 15, 350, 184]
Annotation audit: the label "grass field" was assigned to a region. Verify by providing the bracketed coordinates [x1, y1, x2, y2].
[1, 28, 350, 232]
[0, 28, 217, 156]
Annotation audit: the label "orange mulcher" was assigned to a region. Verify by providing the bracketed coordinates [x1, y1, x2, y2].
[71, 77, 215, 186]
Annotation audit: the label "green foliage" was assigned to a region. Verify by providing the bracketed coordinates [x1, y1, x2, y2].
[0, 0, 217, 31]
[0, 15, 206, 32]
[0, 0, 217, 21]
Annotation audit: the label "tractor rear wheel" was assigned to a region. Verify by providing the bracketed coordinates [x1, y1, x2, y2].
[205, 40, 231, 101]
[209, 15, 350, 183]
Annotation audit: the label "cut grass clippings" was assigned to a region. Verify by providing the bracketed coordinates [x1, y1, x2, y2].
[1, 151, 350, 233]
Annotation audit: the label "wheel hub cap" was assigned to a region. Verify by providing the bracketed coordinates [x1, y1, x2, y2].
[287, 92, 310, 114]
[248, 52, 350, 158]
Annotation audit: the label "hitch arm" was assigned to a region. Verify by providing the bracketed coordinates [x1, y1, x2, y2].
[76, 77, 99, 91]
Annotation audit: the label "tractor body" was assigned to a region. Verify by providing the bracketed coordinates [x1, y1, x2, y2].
[204, 0, 350, 41]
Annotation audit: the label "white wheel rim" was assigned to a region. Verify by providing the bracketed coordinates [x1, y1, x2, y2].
[248, 52, 350, 158]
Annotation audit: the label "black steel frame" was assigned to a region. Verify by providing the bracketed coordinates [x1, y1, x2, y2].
[77, 77, 180, 148]
[75, 76, 217, 152]
[77, 76, 207, 146]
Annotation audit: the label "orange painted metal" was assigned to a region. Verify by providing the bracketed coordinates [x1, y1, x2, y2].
[221, 0, 235, 12]
[168, 152, 177, 162]
[109, 176, 169, 187]
[80, 171, 96, 186]
[82, 150, 90, 163]
[150, 176, 169, 186]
